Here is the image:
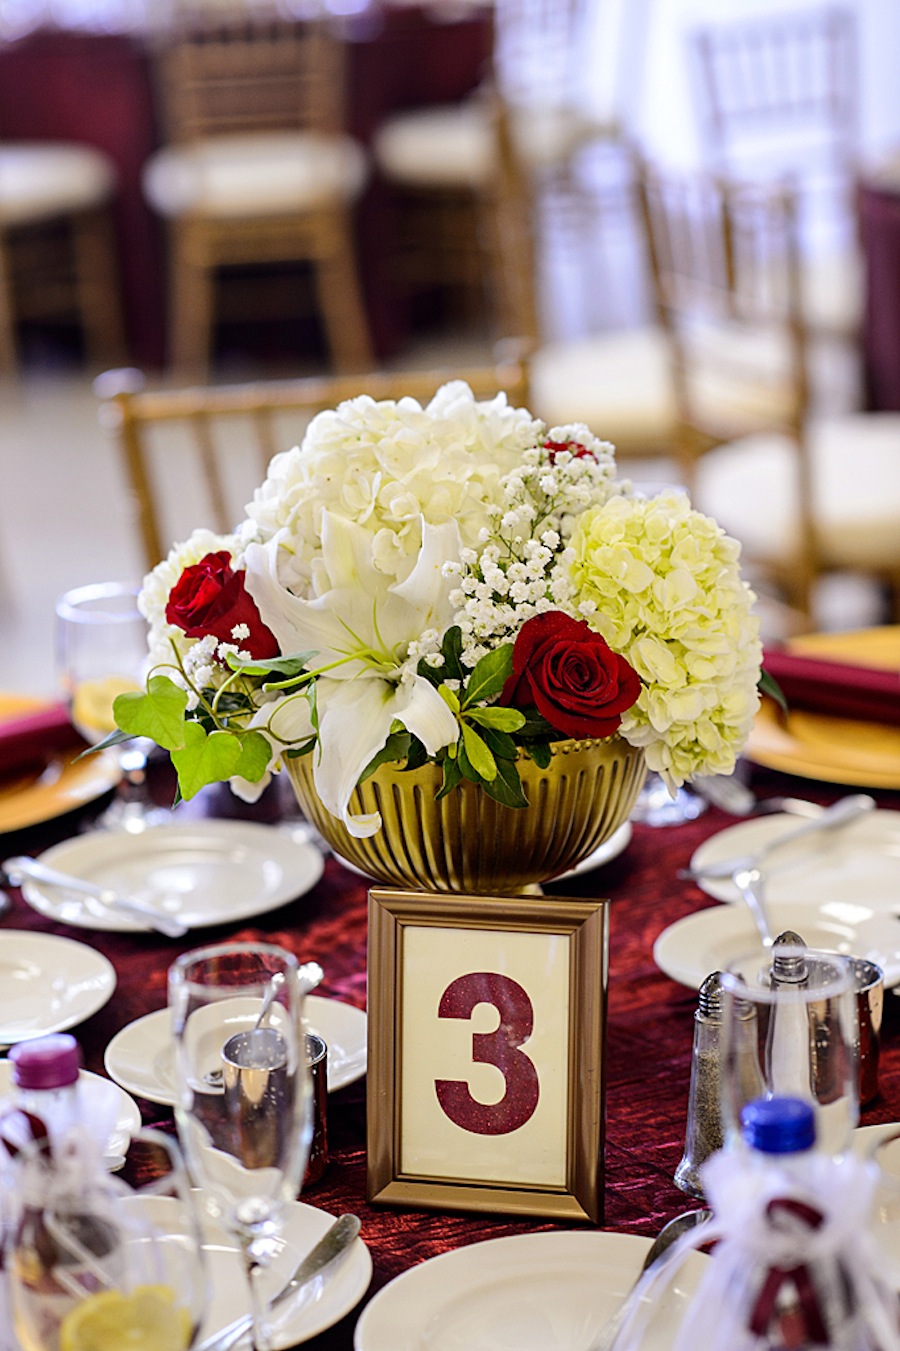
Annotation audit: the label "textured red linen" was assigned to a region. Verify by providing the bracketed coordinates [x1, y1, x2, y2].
[763, 648, 900, 725]
[3, 767, 900, 1349]
[0, 702, 84, 778]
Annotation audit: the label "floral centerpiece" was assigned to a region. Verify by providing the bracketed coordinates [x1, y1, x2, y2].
[114, 382, 764, 862]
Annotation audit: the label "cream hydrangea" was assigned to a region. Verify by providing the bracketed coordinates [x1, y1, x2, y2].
[240, 382, 542, 596]
[568, 490, 762, 787]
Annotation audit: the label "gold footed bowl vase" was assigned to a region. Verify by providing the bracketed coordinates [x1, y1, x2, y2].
[286, 737, 647, 895]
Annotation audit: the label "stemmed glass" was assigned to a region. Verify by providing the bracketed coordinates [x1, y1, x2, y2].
[719, 945, 859, 1158]
[55, 581, 170, 832]
[168, 943, 314, 1351]
[7, 1130, 206, 1351]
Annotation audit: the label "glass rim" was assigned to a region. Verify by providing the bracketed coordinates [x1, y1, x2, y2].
[169, 940, 300, 993]
[720, 944, 854, 1004]
[56, 580, 142, 623]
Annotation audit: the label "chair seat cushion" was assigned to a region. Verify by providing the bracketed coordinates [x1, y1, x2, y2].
[0, 142, 116, 225]
[693, 413, 900, 569]
[143, 132, 369, 219]
[373, 101, 615, 189]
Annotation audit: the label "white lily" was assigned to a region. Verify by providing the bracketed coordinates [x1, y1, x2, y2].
[243, 512, 460, 836]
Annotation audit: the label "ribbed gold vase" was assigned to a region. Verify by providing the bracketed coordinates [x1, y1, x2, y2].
[286, 737, 646, 894]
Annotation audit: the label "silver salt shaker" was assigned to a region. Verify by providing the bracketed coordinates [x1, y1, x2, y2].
[675, 971, 725, 1198]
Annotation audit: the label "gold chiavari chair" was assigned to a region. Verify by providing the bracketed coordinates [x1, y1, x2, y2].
[142, 13, 373, 380]
[95, 351, 531, 572]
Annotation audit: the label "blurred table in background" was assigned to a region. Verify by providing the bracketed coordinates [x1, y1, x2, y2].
[0, 5, 492, 368]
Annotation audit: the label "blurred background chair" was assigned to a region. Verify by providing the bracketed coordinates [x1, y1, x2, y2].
[688, 5, 862, 354]
[96, 349, 530, 570]
[0, 141, 125, 374]
[142, 12, 373, 381]
[371, 0, 637, 343]
[639, 163, 900, 630]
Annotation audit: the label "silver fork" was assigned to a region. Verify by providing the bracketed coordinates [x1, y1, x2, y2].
[4, 855, 188, 939]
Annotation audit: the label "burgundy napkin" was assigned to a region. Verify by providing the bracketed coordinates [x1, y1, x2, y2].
[0, 702, 86, 779]
[762, 648, 900, 726]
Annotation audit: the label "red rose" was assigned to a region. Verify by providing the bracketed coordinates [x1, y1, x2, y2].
[544, 438, 594, 463]
[165, 551, 279, 661]
[499, 612, 641, 740]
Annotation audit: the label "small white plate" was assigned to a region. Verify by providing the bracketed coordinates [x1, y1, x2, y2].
[354, 1230, 708, 1351]
[20, 821, 325, 932]
[0, 931, 116, 1044]
[653, 901, 900, 990]
[687, 809, 900, 910]
[104, 994, 367, 1105]
[556, 822, 633, 879]
[0, 1062, 140, 1165]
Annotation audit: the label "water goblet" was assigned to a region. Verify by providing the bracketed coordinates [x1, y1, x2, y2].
[719, 944, 859, 1158]
[55, 581, 170, 832]
[168, 942, 314, 1351]
[7, 1129, 206, 1351]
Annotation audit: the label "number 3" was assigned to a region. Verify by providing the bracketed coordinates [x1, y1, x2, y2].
[434, 972, 540, 1135]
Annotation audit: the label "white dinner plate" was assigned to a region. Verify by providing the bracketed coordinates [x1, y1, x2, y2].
[20, 821, 325, 932]
[0, 930, 116, 1044]
[104, 994, 367, 1105]
[688, 809, 900, 910]
[653, 901, 900, 990]
[0, 1061, 140, 1165]
[354, 1230, 708, 1351]
[557, 822, 633, 879]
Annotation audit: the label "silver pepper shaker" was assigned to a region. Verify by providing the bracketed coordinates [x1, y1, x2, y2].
[674, 971, 726, 1198]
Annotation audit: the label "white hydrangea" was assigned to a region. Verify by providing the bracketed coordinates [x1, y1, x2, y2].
[240, 382, 543, 597]
[568, 490, 762, 786]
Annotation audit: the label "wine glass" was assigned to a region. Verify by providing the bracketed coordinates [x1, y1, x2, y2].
[55, 581, 170, 832]
[7, 1129, 206, 1351]
[719, 945, 859, 1158]
[168, 943, 314, 1351]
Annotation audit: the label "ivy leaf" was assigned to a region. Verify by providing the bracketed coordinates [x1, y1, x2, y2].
[759, 669, 789, 717]
[359, 730, 411, 783]
[462, 645, 514, 708]
[521, 740, 553, 769]
[482, 756, 530, 808]
[466, 706, 525, 733]
[80, 727, 133, 756]
[436, 752, 462, 799]
[461, 723, 497, 781]
[233, 730, 271, 783]
[114, 675, 188, 751]
[171, 723, 242, 799]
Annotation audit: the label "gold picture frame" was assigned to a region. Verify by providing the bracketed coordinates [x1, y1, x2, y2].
[367, 888, 609, 1223]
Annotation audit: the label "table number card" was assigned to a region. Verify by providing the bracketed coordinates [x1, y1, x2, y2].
[366, 889, 609, 1222]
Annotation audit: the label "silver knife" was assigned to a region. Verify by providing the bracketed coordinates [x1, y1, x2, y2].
[193, 1212, 361, 1351]
[4, 854, 188, 939]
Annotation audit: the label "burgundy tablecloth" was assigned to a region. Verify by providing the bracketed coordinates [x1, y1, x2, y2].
[3, 765, 900, 1348]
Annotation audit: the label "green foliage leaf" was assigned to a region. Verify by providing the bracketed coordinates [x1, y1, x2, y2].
[440, 626, 465, 682]
[515, 710, 559, 739]
[521, 740, 553, 769]
[436, 752, 462, 799]
[80, 728, 133, 756]
[285, 737, 317, 760]
[233, 730, 271, 783]
[482, 756, 530, 808]
[438, 684, 460, 714]
[462, 645, 514, 708]
[114, 675, 188, 751]
[171, 723, 243, 799]
[359, 730, 411, 783]
[479, 726, 519, 762]
[226, 650, 317, 677]
[466, 706, 525, 733]
[759, 669, 789, 716]
[404, 735, 429, 771]
[461, 723, 497, 781]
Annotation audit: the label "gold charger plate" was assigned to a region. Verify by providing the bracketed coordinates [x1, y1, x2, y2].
[0, 693, 121, 834]
[746, 627, 900, 789]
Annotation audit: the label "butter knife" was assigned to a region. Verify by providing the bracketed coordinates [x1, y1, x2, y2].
[4, 854, 188, 939]
[193, 1212, 361, 1351]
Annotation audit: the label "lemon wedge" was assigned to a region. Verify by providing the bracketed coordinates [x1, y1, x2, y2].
[59, 1284, 192, 1351]
[71, 676, 140, 739]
